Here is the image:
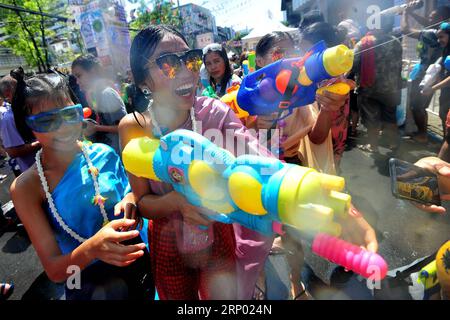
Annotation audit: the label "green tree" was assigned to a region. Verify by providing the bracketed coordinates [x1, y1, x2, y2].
[233, 31, 250, 41]
[0, 0, 66, 72]
[129, 0, 181, 38]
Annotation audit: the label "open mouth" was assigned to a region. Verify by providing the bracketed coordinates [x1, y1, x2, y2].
[175, 83, 194, 97]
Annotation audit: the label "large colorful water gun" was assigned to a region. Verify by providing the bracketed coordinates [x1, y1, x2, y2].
[436, 241, 450, 299]
[417, 241, 450, 299]
[236, 40, 353, 117]
[445, 55, 450, 71]
[220, 85, 249, 119]
[122, 129, 388, 280]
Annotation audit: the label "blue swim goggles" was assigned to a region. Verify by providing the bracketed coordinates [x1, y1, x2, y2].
[26, 104, 83, 133]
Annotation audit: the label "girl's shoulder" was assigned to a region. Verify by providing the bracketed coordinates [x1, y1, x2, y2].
[118, 111, 151, 141]
[10, 163, 44, 204]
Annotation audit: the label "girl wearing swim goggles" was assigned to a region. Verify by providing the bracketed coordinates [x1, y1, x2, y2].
[10, 74, 154, 300]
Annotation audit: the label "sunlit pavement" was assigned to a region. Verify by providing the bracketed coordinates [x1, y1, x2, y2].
[1, 119, 449, 300]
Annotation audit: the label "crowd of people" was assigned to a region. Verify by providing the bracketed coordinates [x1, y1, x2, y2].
[0, 5, 449, 301]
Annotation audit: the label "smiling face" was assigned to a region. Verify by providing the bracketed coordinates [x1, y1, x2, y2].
[141, 34, 199, 111]
[204, 51, 226, 83]
[437, 29, 449, 48]
[29, 98, 82, 152]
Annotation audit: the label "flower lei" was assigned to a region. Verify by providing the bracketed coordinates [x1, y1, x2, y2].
[35, 141, 109, 243]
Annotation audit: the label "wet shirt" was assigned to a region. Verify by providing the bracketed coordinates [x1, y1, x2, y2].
[353, 33, 403, 97]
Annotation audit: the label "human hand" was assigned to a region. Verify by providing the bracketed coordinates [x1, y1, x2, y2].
[421, 87, 434, 96]
[337, 205, 378, 253]
[82, 119, 97, 137]
[87, 219, 146, 267]
[413, 157, 450, 214]
[316, 79, 356, 112]
[114, 192, 142, 231]
[171, 191, 212, 226]
[256, 113, 278, 130]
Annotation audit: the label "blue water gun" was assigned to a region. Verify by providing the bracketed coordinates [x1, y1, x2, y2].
[445, 55, 450, 71]
[122, 129, 351, 237]
[236, 41, 354, 117]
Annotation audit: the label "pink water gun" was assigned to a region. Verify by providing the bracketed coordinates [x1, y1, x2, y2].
[312, 233, 388, 280]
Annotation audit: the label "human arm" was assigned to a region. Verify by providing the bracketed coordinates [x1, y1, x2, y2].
[406, 9, 430, 27]
[401, 9, 422, 39]
[10, 172, 145, 283]
[338, 205, 378, 253]
[117, 114, 211, 226]
[5, 141, 41, 158]
[84, 88, 127, 136]
[0, 113, 41, 157]
[308, 79, 356, 144]
[421, 75, 450, 95]
[411, 156, 450, 214]
[439, 141, 450, 163]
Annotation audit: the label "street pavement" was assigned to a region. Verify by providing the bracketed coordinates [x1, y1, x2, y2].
[1, 116, 449, 300]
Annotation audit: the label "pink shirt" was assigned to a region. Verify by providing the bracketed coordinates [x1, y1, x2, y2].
[149, 96, 274, 299]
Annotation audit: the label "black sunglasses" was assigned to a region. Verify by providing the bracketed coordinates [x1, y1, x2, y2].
[149, 49, 203, 79]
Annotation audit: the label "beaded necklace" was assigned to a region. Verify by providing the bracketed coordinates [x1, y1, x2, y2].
[35, 141, 108, 243]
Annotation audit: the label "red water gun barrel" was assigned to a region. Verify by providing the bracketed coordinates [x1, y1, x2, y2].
[312, 233, 388, 280]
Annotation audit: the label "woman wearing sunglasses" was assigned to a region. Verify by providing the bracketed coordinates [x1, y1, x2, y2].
[119, 25, 274, 300]
[203, 43, 242, 98]
[9, 74, 154, 300]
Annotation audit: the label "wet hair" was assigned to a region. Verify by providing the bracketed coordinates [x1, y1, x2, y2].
[71, 54, 101, 73]
[129, 25, 189, 124]
[12, 73, 73, 143]
[130, 24, 188, 89]
[301, 22, 346, 47]
[203, 44, 233, 97]
[256, 32, 295, 58]
[439, 24, 450, 60]
[299, 10, 324, 31]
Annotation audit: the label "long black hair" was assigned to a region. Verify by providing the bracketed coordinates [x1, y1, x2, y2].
[440, 23, 450, 60]
[12, 73, 73, 143]
[203, 44, 233, 97]
[71, 54, 101, 73]
[130, 25, 188, 89]
[129, 25, 188, 114]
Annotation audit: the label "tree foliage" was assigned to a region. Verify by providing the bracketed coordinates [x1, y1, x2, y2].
[0, 0, 69, 72]
[129, 0, 181, 37]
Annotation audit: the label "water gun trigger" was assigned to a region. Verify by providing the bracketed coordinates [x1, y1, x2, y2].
[316, 82, 351, 96]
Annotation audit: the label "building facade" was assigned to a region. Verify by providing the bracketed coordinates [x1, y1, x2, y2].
[177, 3, 217, 48]
[0, 47, 26, 77]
